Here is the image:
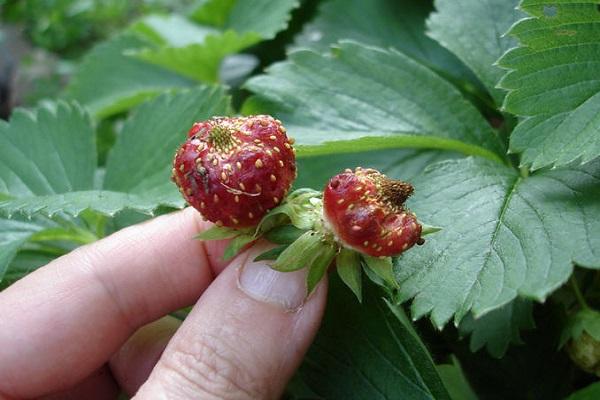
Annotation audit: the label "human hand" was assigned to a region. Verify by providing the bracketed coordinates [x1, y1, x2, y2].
[0, 207, 327, 399]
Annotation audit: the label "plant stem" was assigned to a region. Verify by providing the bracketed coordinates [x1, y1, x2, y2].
[519, 166, 530, 178]
[570, 275, 589, 310]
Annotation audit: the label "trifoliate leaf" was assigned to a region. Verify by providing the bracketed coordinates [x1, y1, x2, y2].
[306, 245, 336, 295]
[293, 0, 475, 86]
[396, 157, 600, 329]
[132, 31, 260, 83]
[498, 0, 600, 170]
[0, 189, 182, 218]
[459, 297, 535, 358]
[65, 33, 192, 118]
[335, 249, 362, 303]
[224, 0, 299, 39]
[272, 231, 327, 272]
[298, 275, 451, 400]
[0, 101, 95, 197]
[104, 86, 231, 195]
[0, 88, 231, 219]
[131, 0, 299, 83]
[244, 41, 505, 161]
[427, 0, 523, 105]
[131, 14, 219, 47]
[295, 148, 462, 190]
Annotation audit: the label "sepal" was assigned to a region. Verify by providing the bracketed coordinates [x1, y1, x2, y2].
[336, 249, 363, 302]
[306, 245, 337, 295]
[272, 230, 328, 272]
[362, 255, 398, 289]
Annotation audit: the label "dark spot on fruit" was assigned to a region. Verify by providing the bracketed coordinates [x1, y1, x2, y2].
[330, 178, 340, 189]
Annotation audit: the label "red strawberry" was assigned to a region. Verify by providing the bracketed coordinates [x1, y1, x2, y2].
[323, 167, 423, 257]
[172, 115, 296, 228]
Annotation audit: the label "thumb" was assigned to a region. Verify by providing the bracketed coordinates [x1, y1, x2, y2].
[134, 241, 327, 400]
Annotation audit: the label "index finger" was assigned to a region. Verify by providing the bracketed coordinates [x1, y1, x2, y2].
[0, 207, 226, 399]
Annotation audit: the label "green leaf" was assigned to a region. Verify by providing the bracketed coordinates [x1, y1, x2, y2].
[498, 0, 600, 170]
[436, 357, 478, 400]
[560, 309, 600, 348]
[273, 231, 326, 272]
[65, 33, 192, 118]
[363, 255, 398, 289]
[190, 0, 236, 27]
[131, 14, 219, 47]
[222, 233, 255, 261]
[0, 88, 231, 219]
[293, 0, 474, 85]
[224, 0, 299, 39]
[395, 157, 600, 328]
[427, 0, 523, 105]
[0, 189, 182, 218]
[0, 102, 95, 197]
[195, 225, 242, 240]
[298, 275, 451, 400]
[0, 218, 44, 282]
[295, 148, 462, 190]
[29, 225, 97, 245]
[244, 41, 505, 161]
[456, 301, 574, 399]
[1, 248, 56, 290]
[132, 31, 260, 83]
[264, 225, 307, 245]
[132, 0, 299, 83]
[104, 86, 230, 194]
[335, 249, 362, 302]
[459, 298, 535, 358]
[0, 103, 148, 217]
[253, 245, 287, 262]
[306, 244, 336, 295]
[565, 382, 600, 400]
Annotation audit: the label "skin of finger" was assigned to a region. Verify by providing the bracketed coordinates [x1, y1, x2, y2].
[110, 316, 182, 396]
[39, 366, 120, 400]
[135, 243, 328, 400]
[0, 208, 229, 399]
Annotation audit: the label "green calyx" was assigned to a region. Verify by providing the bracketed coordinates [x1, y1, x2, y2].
[196, 187, 443, 299]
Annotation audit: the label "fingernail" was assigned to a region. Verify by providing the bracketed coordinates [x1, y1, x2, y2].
[238, 256, 307, 311]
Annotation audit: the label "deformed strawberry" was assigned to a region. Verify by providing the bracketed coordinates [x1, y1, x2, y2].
[323, 167, 423, 257]
[172, 115, 296, 228]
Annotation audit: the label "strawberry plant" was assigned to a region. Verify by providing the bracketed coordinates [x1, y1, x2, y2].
[1, 0, 600, 398]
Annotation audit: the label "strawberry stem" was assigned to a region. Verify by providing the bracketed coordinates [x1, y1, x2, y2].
[570, 274, 589, 310]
